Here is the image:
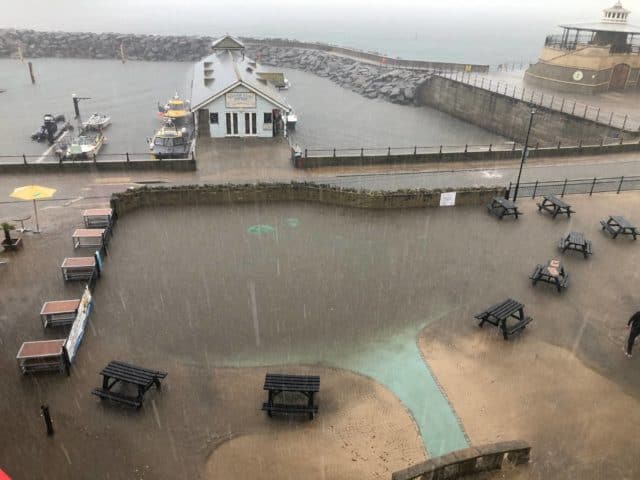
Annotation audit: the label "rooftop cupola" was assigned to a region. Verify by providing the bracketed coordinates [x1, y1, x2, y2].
[602, 1, 631, 24]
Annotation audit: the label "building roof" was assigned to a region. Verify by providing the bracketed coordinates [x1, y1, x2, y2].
[190, 49, 291, 112]
[558, 21, 640, 33]
[211, 34, 245, 50]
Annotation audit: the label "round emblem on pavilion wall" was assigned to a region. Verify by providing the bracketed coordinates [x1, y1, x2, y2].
[572, 70, 584, 81]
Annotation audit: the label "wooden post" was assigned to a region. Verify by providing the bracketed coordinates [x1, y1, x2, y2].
[41, 405, 54, 436]
[28, 61, 36, 84]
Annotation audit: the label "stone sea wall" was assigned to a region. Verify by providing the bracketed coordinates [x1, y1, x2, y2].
[110, 183, 506, 217]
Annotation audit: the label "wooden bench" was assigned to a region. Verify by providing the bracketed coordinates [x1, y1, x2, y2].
[91, 388, 142, 408]
[537, 195, 575, 218]
[263, 373, 320, 419]
[61, 256, 97, 281]
[486, 197, 520, 220]
[475, 299, 532, 340]
[83, 208, 114, 229]
[558, 231, 592, 258]
[16, 339, 67, 374]
[72, 229, 107, 249]
[601, 216, 638, 240]
[530, 261, 569, 293]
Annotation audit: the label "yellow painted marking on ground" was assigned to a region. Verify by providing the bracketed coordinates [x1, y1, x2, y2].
[94, 177, 132, 184]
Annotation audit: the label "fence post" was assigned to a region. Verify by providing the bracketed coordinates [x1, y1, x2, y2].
[617, 176, 624, 194]
[439, 145, 442, 155]
[550, 95, 554, 108]
[521, 88, 525, 100]
[413, 145, 417, 155]
[532, 180, 538, 199]
[504, 84, 508, 95]
[530, 90, 534, 102]
[535, 142, 539, 150]
[560, 98, 565, 112]
[387, 146, 391, 158]
[571, 102, 576, 115]
[590, 177, 596, 196]
[540, 93, 544, 105]
[512, 142, 516, 152]
[561, 178, 568, 197]
[620, 136, 624, 145]
[600, 138, 604, 147]
[506, 182, 512, 200]
[126, 152, 130, 162]
[23, 154, 27, 165]
[583, 104, 588, 118]
[333, 148, 336, 158]
[595, 107, 600, 122]
[488, 144, 492, 152]
[557, 141, 561, 150]
[464, 144, 468, 153]
[93, 154, 97, 164]
[608, 112, 614, 126]
[622, 115, 628, 130]
[360, 148, 364, 158]
[512, 86, 516, 97]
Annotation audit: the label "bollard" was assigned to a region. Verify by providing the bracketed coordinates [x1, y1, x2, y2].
[41, 404, 54, 435]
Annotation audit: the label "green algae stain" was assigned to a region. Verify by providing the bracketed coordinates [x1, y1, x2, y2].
[247, 224, 276, 235]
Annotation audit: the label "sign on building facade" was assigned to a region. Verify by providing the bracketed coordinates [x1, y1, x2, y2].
[225, 92, 257, 109]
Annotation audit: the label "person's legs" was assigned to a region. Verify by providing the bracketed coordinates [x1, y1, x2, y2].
[626, 328, 640, 356]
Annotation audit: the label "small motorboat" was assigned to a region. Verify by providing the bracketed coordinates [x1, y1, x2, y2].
[31, 114, 73, 144]
[148, 123, 192, 159]
[56, 130, 105, 161]
[82, 113, 111, 130]
[286, 110, 297, 129]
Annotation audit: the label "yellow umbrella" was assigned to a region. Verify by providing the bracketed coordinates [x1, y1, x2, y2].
[10, 185, 57, 233]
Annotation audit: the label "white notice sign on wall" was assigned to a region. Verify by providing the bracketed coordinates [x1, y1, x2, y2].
[225, 92, 256, 108]
[440, 191, 456, 206]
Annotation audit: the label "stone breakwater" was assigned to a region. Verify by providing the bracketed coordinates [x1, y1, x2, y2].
[247, 45, 430, 106]
[0, 29, 430, 105]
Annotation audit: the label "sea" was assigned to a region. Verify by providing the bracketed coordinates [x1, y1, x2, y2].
[0, 0, 612, 156]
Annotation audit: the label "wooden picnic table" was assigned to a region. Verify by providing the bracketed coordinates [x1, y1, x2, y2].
[537, 195, 575, 218]
[486, 197, 520, 220]
[475, 299, 532, 340]
[600, 216, 638, 240]
[83, 208, 114, 229]
[558, 231, 592, 258]
[72, 229, 107, 249]
[530, 259, 569, 293]
[92, 360, 168, 409]
[61, 256, 97, 281]
[262, 373, 320, 419]
[40, 299, 80, 328]
[16, 339, 67, 374]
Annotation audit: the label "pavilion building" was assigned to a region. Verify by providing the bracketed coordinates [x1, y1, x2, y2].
[190, 35, 292, 138]
[525, 2, 640, 94]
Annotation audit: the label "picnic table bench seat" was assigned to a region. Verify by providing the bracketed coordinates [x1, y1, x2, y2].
[263, 373, 320, 419]
[558, 231, 592, 258]
[537, 195, 575, 218]
[530, 263, 569, 293]
[91, 388, 143, 408]
[93, 360, 167, 409]
[486, 197, 520, 220]
[16, 339, 67, 374]
[61, 257, 97, 281]
[72, 229, 107, 249]
[475, 299, 532, 340]
[600, 216, 638, 240]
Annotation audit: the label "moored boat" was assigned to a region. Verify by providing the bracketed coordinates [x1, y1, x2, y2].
[82, 113, 111, 130]
[55, 130, 105, 161]
[148, 123, 192, 159]
[31, 114, 73, 144]
[158, 93, 191, 126]
[285, 110, 297, 129]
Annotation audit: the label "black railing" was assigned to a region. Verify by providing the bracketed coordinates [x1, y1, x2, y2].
[507, 175, 640, 199]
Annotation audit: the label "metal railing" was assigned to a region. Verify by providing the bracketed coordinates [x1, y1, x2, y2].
[0, 151, 195, 165]
[507, 175, 640, 199]
[436, 71, 640, 131]
[302, 137, 639, 159]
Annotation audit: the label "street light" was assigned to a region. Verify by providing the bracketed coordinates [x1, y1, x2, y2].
[512, 107, 537, 203]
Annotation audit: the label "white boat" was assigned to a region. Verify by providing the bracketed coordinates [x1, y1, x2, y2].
[278, 78, 291, 90]
[56, 130, 105, 160]
[286, 110, 297, 129]
[82, 113, 111, 130]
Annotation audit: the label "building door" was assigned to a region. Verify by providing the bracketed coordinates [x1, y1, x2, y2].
[226, 112, 239, 135]
[244, 113, 257, 135]
[610, 64, 630, 90]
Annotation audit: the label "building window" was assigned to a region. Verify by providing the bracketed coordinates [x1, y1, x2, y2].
[210, 112, 218, 124]
[264, 112, 272, 124]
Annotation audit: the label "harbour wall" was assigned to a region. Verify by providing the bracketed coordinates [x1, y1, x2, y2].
[416, 76, 640, 145]
[109, 183, 506, 217]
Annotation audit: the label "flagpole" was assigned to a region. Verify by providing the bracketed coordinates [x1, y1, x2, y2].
[33, 199, 40, 233]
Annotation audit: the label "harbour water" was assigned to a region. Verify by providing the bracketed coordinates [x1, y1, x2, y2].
[0, 58, 505, 159]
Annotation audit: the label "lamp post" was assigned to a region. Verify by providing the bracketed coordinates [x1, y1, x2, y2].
[512, 107, 536, 202]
